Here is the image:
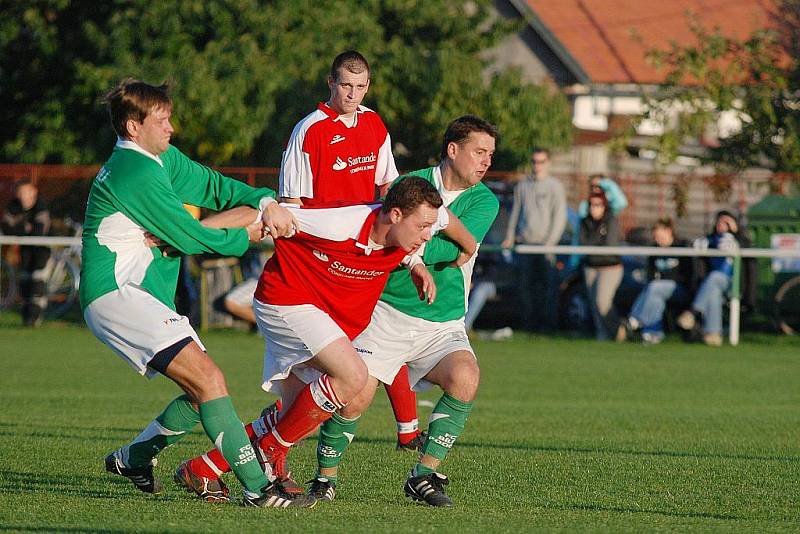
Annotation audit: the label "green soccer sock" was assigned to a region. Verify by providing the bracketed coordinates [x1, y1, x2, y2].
[316, 413, 360, 477]
[414, 393, 473, 474]
[199, 396, 267, 495]
[119, 395, 200, 468]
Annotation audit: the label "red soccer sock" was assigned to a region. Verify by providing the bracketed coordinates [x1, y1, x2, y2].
[266, 378, 340, 445]
[386, 365, 419, 444]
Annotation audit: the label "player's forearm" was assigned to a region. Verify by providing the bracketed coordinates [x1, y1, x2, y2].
[441, 210, 477, 257]
[201, 206, 259, 229]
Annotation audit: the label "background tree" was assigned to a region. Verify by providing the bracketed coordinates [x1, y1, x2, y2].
[632, 1, 799, 176]
[0, 0, 572, 170]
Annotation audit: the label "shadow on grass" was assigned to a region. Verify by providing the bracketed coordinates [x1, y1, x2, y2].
[355, 435, 800, 463]
[543, 501, 744, 521]
[0, 527, 138, 533]
[0, 469, 185, 503]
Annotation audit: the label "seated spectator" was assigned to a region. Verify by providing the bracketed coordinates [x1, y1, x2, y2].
[223, 248, 269, 325]
[677, 210, 747, 346]
[580, 190, 623, 341]
[224, 277, 258, 324]
[617, 217, 693, 344]
[578, 174, 628, 218]
[1, 180, 50, 326]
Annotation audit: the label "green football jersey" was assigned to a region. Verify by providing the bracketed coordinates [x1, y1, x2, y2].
[80, 141, 274, 311]
[380, 166, 499, 322]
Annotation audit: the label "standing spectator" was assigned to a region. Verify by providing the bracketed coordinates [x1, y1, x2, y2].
[677, 210, 746, 346]
[617, 217, 693, 344]
[501, 147, 567, 331]
[1, 179, 50, 326]
[579, 190, 623, 341]
[578, 174, 628, 218]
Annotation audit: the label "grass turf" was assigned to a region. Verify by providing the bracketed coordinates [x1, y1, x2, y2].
[0, 317, 798, 532]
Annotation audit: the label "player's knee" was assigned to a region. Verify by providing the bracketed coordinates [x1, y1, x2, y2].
[337, 360, 368, 403]
[445, 359, 480, 402]
[192, 364, 229, 402]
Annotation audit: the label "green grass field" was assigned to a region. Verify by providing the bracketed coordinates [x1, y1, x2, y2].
[1, 317, 798, 532]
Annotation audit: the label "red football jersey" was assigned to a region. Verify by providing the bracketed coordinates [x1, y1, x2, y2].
[254, 204, 409, 340]
[278, 103, 398, 206]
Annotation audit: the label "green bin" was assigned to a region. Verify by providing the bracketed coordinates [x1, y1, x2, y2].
[747, 195, 800, 327]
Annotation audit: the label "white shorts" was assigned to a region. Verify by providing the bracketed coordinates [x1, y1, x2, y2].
[254, 299, 347, 397]
[353, 300, 474, 391]
[225, 278, 258, 308]
[84, 284, 204, 379]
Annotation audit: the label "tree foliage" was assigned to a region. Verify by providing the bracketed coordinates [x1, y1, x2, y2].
[0, 0, 572, 169]
[634, 1, 800, 173]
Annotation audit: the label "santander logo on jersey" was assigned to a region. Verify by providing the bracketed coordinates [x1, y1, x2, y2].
[331, 152, 377, 174]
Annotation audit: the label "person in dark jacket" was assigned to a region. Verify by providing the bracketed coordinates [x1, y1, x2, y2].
[579, 190, 622, 340]
[1, 179, 51, 326]
[617, 217, 693, 344]
[677, 210, 752, 346]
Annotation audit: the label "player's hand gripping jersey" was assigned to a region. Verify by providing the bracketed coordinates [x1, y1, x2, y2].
[254, 203, 446, 340]
[278, 103, 398, 205]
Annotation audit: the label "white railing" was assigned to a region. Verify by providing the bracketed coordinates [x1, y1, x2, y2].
[487, 244, 800, 346]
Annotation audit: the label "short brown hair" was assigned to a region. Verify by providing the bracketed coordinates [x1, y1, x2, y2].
[653, 217, 674, 231]
[105, 78, 172, 138]
[330, 50, 370, 81]
[382, 176, 443, 216]
[440, 115, 499, 160]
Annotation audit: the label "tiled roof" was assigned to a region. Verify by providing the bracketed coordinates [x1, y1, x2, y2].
[525, 0, 777, 84]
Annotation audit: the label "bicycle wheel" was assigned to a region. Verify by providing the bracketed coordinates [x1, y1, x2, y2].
[0, 258, 18, 310]
[44, 254, 80, 319]
[774, 275, 800, 335]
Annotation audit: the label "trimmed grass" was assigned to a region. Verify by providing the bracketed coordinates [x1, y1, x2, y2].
[0, 319, 798, 532]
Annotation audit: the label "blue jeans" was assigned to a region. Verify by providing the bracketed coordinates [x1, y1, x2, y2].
[692, 271, 731, 335]
[465, 280, 497, 331]
[516, 253, 558, 331]
[630, 279, 690, 336]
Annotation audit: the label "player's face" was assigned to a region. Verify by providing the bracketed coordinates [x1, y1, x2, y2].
[387, 203, 438, 252]
[447, 131, 495, 188]
[328, 68, 370, 115]
[131, 105, 174, 156]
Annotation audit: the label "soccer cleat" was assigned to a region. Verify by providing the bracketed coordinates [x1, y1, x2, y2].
[307, 477, 336, 502]
[254, 434, 304, 495]
[403, 471, 453, 507]
[174, 461, 230, 502]
[104, 453, 163, 494]
[242, 481, 317, 509]
[396, 431, 427, 452]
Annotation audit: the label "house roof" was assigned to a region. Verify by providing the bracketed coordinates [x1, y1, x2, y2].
[521, 0, 777, 85]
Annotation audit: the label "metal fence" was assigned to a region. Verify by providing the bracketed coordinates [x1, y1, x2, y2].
[3, 234, 800, 345]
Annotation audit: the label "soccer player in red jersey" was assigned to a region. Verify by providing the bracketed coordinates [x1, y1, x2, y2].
[175, 177, 477, 502]
[278, 51, 422, 451]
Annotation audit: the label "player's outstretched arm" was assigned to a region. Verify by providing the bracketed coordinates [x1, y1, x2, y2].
[201, 206, 259, 229]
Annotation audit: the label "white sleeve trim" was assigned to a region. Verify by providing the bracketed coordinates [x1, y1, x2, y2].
[374, 133, 399, 186]
[278, 112, 322, 199]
